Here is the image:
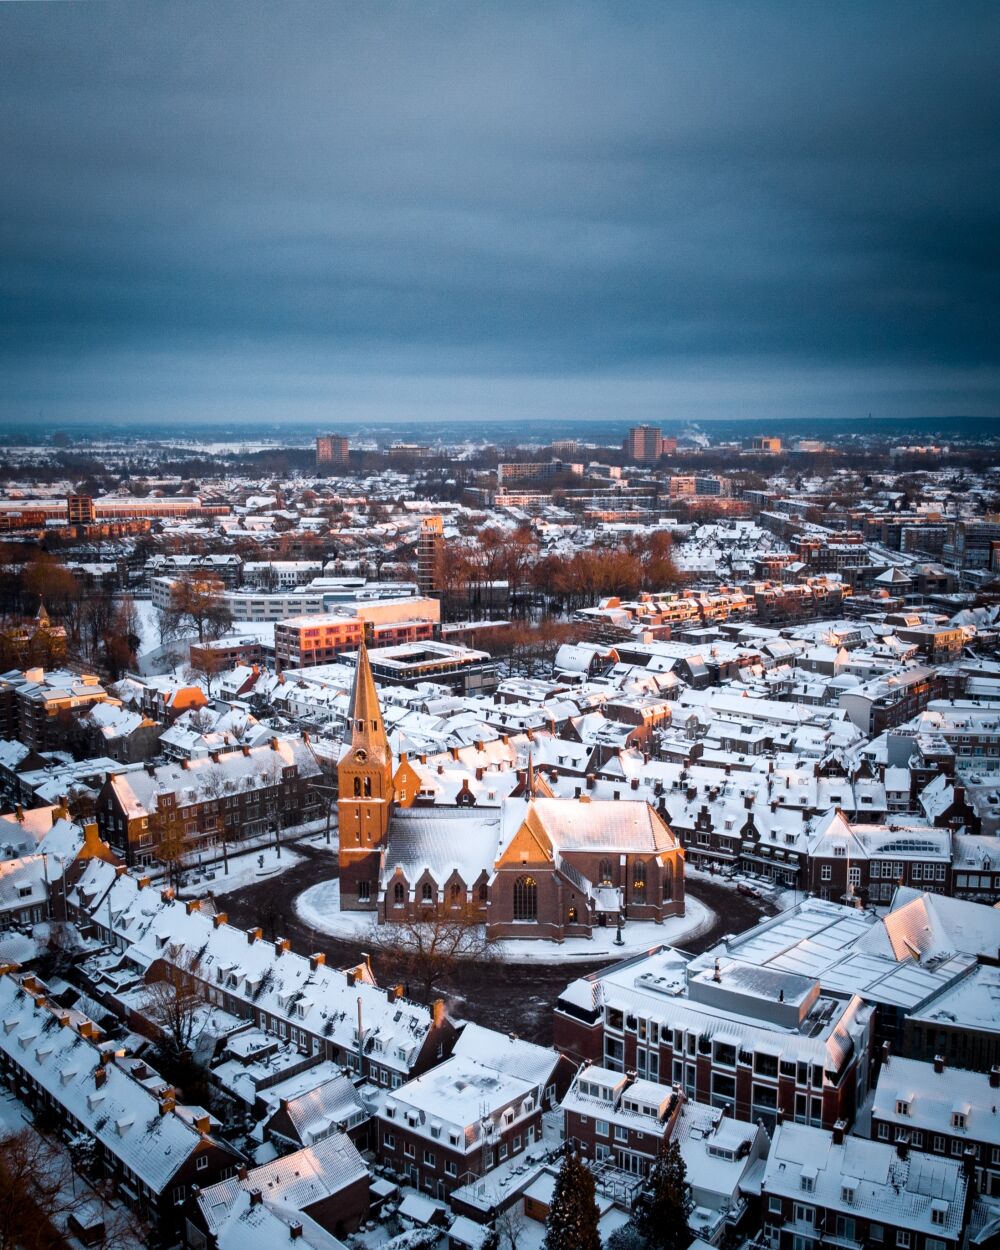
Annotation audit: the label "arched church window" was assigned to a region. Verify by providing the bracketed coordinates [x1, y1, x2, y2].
[422, 882, 433, 901]
[598, 859, 613, 884]
[364, 777, 371, 797]
[513, 876, 538, 921]
[394, 882, 405, 904]
[353, 777, 361, 798]
[633, 861, 647, 889]
[662, 864, 673, 901]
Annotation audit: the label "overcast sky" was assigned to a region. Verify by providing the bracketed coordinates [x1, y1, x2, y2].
[1, 2, 998, 425]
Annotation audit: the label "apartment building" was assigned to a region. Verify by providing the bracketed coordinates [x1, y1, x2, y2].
[95, 737, 321, 865]
[316, 434, 350, 467]
[761, 1121, 968, 1250]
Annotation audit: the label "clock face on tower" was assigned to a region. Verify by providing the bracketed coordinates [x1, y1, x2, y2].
[354, 748, 368, 763]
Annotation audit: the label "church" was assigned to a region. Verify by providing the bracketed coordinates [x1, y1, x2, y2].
[337, 643, 686, 942]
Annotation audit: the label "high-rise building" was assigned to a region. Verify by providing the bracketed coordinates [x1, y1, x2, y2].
[66, 494, 96, 525]
[316, 434, 350, 467]
[417, 515, 444, 595]
[624, 425, 664, 463]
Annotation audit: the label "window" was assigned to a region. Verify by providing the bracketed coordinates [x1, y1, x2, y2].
[423, 1150, 435, 1166]
[793, 1203, 814, 1225]
[196, 1155, 208, 1171]
[499, 1143, 508, 1160]
[384, 1132, 395, 1150]
[951, 1111, 966, 1129]
[821, 864, 832, 881]
[896, 1234, 911, 1248]
[598, 859, 613, 884]
[596, 1120, 609, 1137]
[877, 1122, 890, 1140]
[450, 882, 461, 903]
[358, 881, 370, 902]
[769, 1197, 783, 1214]
[931, 1207, 946, 1226]
[895, 1099, 910, 1116]
[445, 1160, 457, 1177]
[422, 882, 433, 901]
[614, 1126, 629, 1142]
[513, 876, 538, 921]
[633, 861, 646, 889]
[394, 882, 405, 904]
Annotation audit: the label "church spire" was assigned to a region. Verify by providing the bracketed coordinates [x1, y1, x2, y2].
[342, 639, 388, 760]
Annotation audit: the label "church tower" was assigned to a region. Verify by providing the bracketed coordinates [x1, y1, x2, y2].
[338, 640, 393, 910]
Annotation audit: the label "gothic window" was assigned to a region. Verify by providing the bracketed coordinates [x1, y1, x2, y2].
[353, 777, 361, 797]
[568, 906, 578, 924]
[450, 883, 461, 903]
[394, 882, 405, 904]
[364, 777, 372, 797]
[513, 876, 538, 921]
[633, 861, 647, 889]
[662, 864, 673, 901]
[598, 859, 613, 884]
[422, 882, 433, 901]
[478, 883, 488, 902]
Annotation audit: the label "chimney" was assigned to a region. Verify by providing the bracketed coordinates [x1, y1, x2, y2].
[346, 970, 355, 987]
[160, 887, 174, 904]
[213, 912, 228, 929]
[246, 926, 262, 945]
[630, 777, 639, 791]
[159, 1095, 176, 1116]
[275, 937, 290, 957]
[194, 1113, 211, 1135]
[115, 864, 128, 878]
[13, 805, 23, 823]
[475, 767, 484, 781]
[137, 876, 151, 890]
[881, 1041, 891, 1067]
[289, 1222, 303, 1241]
[309, 952, 326, 971]
[832, 1119, 847, 1146]
[242, 744, 250, 757]
[271, 737, 280, 752]
[432, 998, 446, 1027]
[713, 958, 722, 983]
[933, 1055, 945, 1074]
[249, 1188, 263, 1207]
[237, 1165, 249, 1181]
[94, 1065, 107, 1088]
[989, 1066, 1000, 1089]
[586, 774, 596, 791]
[185, 899, 201, 915]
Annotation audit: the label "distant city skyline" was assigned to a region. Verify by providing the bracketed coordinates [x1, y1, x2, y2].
[1, 2, 998, 423]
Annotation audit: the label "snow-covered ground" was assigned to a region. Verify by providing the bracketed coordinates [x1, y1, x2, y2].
[177, 845, 303, 896]
[295, 879, 716, 962]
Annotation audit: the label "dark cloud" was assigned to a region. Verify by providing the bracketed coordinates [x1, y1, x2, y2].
[1, 0, 998, 423]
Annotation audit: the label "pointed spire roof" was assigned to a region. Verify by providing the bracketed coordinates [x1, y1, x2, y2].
[342, 640, 388, 760]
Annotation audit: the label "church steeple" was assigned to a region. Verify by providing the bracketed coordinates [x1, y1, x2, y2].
[341, 638, 388, 762]
[338, 640, 394, 910]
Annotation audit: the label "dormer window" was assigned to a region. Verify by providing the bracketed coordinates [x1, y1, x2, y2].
[896, 1100, 910, 1117]
[952, 1112, 966, 1129]
[801, 1173, 815, 1193]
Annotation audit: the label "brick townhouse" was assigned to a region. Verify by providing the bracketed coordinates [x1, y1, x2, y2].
[95, 736, 321, 865]
[871, 1055, 1000, 1198]
[70, 861, 455, 1091]
[377, 1053, 544, 1200]
[761, 1121, 969, 1250]
[0, 972, 242, 1235]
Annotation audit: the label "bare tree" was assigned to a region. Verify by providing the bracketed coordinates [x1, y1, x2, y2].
[163, 574, 233, 643]
[150, 798, 194, 890]
[143, 954, 206, 1060]
[494, 1204, 528, 1250]
[0, 1127, 76, 1250]
[370, 904, 497, 1003]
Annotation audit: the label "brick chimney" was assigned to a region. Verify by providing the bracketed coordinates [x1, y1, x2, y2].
[94, 1065, 107, 1088]
[990, 1066, 1000, 1089]
[933, 1055, 945, 1074]
[246, 926, 262, 945]
[308, 953, 326, 971]
[275, 937, 290, 957]
[185, 899, 201, 915]
[213, 912, 228, 929]
[832, 1119, 847, 1146]
[159, 1095, 176, 1116]
[249, 1188, 262, 1207]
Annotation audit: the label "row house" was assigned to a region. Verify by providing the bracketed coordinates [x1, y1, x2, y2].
[806, 810, 952, 904]
[377, 1053, 544, 1200]
[872, 1055, 1000, 1198]
[561, 1064, 681, 1173]
[0, 972, 243, 1235]
[70, 861, 455, 1090]
[554, 942, 874, 1133]
[761, 1121, 969, 1250]
[0, 666, 109, 750]
[95, 736, 321, 866]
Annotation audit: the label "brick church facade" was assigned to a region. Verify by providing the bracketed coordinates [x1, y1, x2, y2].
[337, 643, 685, 941]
